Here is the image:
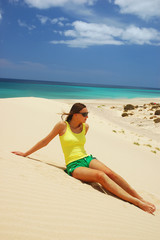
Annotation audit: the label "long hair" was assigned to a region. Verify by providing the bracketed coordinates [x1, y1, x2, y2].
[61, 103, 86, 122]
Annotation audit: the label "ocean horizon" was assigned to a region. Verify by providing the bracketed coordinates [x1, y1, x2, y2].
[0, 78, 160, 99]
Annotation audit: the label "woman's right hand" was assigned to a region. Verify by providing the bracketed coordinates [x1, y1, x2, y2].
[12, 151, 27, 157]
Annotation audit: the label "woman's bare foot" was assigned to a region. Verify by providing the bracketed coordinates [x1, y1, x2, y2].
[143, 200, 156, 209]
[137, 200, 156, 214]
[139, 198, 156, 211]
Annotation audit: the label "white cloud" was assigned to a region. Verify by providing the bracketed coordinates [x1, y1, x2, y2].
[10, 0, 95, 18]
[51, 18, 59, 24]
[53, 30, 63, 35]
[121, 25, 160, 45]
[37, 15, 68, 26]
[50, 20, 160, 48]
[36, 15, 49, 24]
[51, 21, 123, 48]
[58, 22, 64, 27]
[24, 0, 96, 9]
[18, 19, 36, 30]
[11, 0, 160, 21]
[112, 0, 160, 20]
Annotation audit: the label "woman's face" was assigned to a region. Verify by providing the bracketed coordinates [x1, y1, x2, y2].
[77, 107, 89, 123]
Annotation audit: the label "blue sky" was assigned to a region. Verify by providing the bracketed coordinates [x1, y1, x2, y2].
[0, 0, 160, 88]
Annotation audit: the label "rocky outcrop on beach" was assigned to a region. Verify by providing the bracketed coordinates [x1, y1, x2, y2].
[121, 102, 160, 124]
[123, 104, 135, 111]
[154, 118, 160, 123]
[155, 110, 160, 115]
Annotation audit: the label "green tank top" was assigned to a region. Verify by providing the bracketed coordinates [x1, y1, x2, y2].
[59, 121, 88, 165]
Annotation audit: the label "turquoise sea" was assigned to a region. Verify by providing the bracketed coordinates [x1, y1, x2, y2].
[0, 78, 160, 99]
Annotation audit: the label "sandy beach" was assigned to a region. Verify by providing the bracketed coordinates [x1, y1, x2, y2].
[0, 97, 160, 240]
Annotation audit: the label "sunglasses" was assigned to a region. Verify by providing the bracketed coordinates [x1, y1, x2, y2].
[78, 112, 89, 117]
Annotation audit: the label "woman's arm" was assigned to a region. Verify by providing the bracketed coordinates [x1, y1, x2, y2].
[12, 121, 66, 157]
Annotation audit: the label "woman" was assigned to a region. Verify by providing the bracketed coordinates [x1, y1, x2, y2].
[12, 103, 156, 214]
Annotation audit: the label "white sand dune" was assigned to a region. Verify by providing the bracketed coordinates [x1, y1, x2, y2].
[0, 97, 160, 240]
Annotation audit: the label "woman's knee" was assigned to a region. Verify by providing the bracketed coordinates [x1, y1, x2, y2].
[95, 171, 106, 183]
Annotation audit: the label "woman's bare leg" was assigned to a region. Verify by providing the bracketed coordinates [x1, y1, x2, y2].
[72, 167, 155, 214]
[89, 159, 156, 209]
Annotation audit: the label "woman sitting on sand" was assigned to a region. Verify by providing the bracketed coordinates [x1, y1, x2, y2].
[12, 103, 156, 214]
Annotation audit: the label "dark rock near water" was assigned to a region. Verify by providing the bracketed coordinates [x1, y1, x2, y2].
[154, 118, 160, 123]
[124, 104, 135, 111]
[155, 110, 160, 115]
[122, 112, 129, 117]
[151, 106, 160, 110]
